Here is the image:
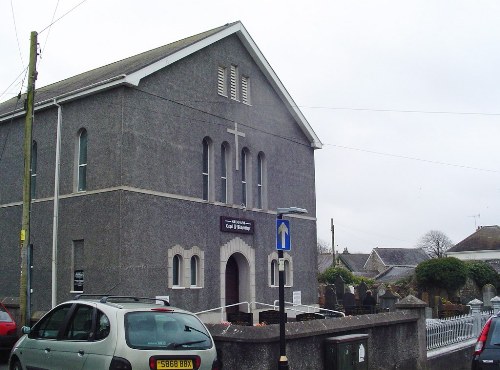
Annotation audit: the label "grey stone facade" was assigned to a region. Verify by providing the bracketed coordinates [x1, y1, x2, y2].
[0, 22, 321, 314]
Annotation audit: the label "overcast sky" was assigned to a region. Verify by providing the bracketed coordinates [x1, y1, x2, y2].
[2, 1, 499, 254]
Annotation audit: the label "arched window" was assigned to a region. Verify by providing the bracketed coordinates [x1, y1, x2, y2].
[30, 141, 37, 199]
[284, 260, 290, 286]
[77, 129, 88, 192]
[241, 148, 248, 206]
[202, 138, 213, 201]
[220, 143, 228, 203]
[173, 254, 183, 287]
[270, 259, 278, 286]
[190, 255, 199, 286]
[257, 152, 266, 209]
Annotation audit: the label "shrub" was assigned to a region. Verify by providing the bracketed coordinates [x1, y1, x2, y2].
[318, 266, 374, 286]
[466, 260, 499, 288]
[415, 257, 467, 292]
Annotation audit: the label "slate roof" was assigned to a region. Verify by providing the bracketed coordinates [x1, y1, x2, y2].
[318, 253, 334, 273]
[373, 247, 430, 267]
[447, 226, 500, 252]
[0, 21, 322, 148]
[375, 266, 415, 283]
[338, 253, 369, 272]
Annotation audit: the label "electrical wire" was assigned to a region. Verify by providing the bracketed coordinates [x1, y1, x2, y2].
[38, 0, 61, 70]
[38, 0, 89, 34]
[10, 0, 24, 67]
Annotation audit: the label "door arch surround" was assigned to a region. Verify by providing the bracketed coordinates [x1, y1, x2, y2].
[220, 237, 255, 312]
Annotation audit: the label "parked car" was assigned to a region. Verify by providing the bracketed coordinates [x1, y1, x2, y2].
[472, 313, 500, 369]
[0, 302, 17, 353]
[9, 295, 219, 370]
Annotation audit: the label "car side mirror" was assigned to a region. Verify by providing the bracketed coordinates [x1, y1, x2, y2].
[22, 326, 31, 334]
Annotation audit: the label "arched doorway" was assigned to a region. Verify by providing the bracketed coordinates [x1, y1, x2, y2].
[225, 255, 239, 313]
[220, 238, 255, 312]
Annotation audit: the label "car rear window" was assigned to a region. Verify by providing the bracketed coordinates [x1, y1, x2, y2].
[125, 311, 212, 350]
[0, 307, 13, 323]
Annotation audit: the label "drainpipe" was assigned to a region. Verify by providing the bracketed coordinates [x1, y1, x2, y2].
[51, 100, 62, 308]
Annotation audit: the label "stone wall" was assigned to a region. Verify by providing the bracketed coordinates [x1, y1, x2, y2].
[207, 308, 426, 370]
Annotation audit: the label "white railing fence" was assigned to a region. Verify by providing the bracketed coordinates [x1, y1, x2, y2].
[426, 310, 493, 351]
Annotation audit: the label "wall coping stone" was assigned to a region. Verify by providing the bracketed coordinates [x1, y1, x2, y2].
[207, 311, 419, 343]
[395, 294, 427, 309]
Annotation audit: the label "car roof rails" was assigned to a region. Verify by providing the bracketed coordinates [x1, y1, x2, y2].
[74, 294, 170, 306]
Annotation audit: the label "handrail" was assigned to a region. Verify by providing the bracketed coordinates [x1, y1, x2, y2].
[195, 300, 345, 322]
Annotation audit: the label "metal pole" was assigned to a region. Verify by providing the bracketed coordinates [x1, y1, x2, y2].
[51, 101, 62, 308]
[331, 218, 335, 265]
[277, 213, 288, 370]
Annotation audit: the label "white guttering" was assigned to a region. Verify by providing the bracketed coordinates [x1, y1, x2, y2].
[51, 99, 62, 308]
[0, 75, 128, 123]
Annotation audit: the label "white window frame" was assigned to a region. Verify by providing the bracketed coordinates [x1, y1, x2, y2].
[218, 66, 228, 97]
[241, 75, 251, 105]
[76, 128, 88, 192]
[230, 65, 239, 101]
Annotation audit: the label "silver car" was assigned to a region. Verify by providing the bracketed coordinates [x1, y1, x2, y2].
[9, 295, 219, 370]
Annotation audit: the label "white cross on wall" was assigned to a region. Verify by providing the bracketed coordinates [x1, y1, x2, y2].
[227, 122, 246, 170]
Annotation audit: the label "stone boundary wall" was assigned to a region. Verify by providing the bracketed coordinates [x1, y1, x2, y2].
[207, 310, 425, 370]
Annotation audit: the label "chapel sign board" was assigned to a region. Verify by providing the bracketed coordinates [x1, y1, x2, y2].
[220, 216, 254, 234]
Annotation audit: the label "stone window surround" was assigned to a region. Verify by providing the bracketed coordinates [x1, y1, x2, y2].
[268, 251, 293, 288]
[168, 245, 205, 289]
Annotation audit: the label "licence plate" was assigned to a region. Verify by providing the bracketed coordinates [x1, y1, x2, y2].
[157, 359, 193, 370]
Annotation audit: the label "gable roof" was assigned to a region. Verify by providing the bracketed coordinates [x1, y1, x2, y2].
[371, 247, 429, 267]
[0, 21, 322, 149]
[375, 266, 415, 283]
[338, 253, 369, 272]
[447, 226, 500, 253]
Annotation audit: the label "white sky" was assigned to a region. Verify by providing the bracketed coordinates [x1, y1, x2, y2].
[1, 1, 499, 254]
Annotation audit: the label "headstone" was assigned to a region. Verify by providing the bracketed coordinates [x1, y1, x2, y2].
[358, 282, 368, 304]
[227, 311, 253, 326]
[334, 276, 345, 303]
[258, 310, 284, 325]
[377, 284, 387, 301]
[295, 312, 325, 321]
[324, 284, 338, 311]
[421, 292, 429, 305]
[483, 284, 497, 308]
[342, 292, 357, 315]
[379, 289, 400, 312]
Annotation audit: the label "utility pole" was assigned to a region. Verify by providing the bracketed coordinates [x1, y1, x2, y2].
[331, 218, 335, 265]
[20, 31, 38, 327]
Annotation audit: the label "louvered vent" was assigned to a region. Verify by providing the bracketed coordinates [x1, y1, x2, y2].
[230, 65, 239, 100]
[241, 76, 250, 105]
[218, 66, 227, 96]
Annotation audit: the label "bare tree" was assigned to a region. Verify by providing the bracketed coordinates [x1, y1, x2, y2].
[417, 230, 454, 258]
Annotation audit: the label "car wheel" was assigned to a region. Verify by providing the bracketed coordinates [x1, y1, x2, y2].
[10, 358, 22, 370]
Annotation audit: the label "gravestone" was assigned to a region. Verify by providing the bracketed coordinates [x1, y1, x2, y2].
[379, 289, 400, 312]
[377, 284, 387, 301]
[483, 284, 497, 308]
[258, 310, 284, 325]
[324, 284, 338, 311]
[296, 312, 325, 321]
[358, 281, 368, 304]
[342, 292, 357, 315]
[227, 311, 253, 326]
[334, 276, 345, 303]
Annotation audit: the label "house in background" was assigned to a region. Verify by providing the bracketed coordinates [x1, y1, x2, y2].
[337, 248, 376, 278]
[447, 226, 500, 261]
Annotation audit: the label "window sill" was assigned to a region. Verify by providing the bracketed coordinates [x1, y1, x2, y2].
[70, 290, 83, 294]
[171, 286, 185, 290]
[190, 286, 203, 289]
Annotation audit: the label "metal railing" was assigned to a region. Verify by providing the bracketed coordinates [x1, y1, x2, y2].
[426, 310, 493, 351]
[195, 300, 345, 323]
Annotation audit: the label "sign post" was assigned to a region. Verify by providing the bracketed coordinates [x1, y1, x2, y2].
[275, 207, 307, 370]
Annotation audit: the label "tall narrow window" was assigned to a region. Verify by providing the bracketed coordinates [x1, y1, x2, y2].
[220, 144, 228, 203]
[173, 255, 182, 287]
[230, 65, 239, 101]
[190, 256, 199, 286]
[271, 259, 277, 286]
[241, 76, 250, 105]
[257, 153, 264, 209]
[77, 129, 88, 192]
[30, 141, 37, 199]
[284, 260, 290, 286]
[73, 240, 84, 292]
[202, 138, 210, 201]
[217, 66, 227, 96]
[241, 149, 247, 206]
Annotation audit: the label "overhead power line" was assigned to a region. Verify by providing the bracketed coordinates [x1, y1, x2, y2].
[38, 0, 89, 34]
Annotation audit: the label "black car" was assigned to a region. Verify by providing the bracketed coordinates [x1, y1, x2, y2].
[472, 314, 500, 369]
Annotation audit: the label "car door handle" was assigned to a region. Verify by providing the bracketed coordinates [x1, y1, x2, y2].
[78, 350, 85, 356]
[44, 348, 51, 353]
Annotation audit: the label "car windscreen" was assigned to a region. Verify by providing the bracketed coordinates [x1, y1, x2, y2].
[125, 311, 212, 350]
[487, 319, 500, 347]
